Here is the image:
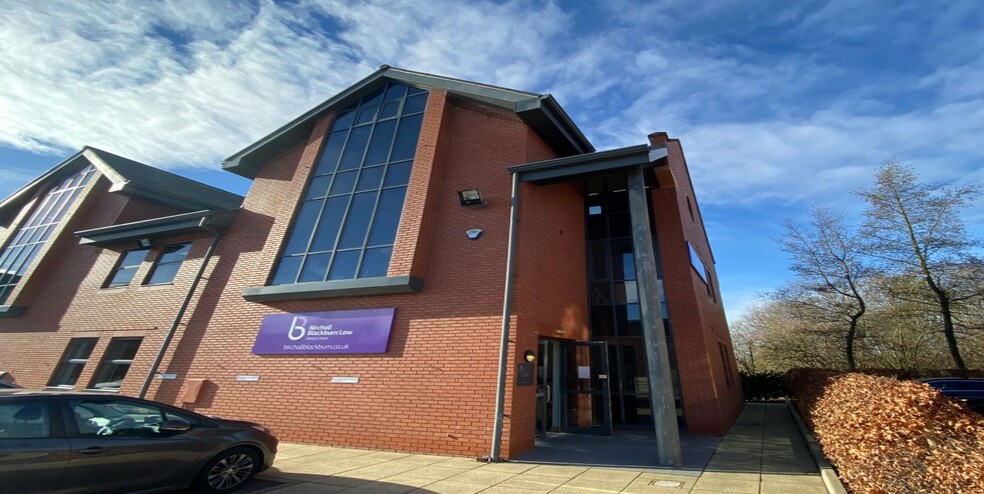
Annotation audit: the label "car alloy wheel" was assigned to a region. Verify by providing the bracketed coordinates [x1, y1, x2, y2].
[201, 448, 258, 492]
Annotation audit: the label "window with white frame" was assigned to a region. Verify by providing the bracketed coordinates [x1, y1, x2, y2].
[104, 248, 150, 288]
[144, 243, 191, 285]
[88, 337, 142, 391]
[48, 338, 98, 388]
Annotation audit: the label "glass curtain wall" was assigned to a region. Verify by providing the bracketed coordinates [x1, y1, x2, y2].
[272, 82, 428, 285]
[584, 173, 684, 428]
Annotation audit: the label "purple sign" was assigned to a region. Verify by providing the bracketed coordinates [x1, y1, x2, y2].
[252, 308, 396, 355]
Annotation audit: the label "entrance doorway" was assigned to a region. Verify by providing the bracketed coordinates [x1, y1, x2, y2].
[560, 341, 612, 435]
[536, 339, 559, 435]
[537, 339, 614, 435]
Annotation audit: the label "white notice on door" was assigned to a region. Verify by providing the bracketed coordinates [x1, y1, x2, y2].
[577, 366, 591, 379]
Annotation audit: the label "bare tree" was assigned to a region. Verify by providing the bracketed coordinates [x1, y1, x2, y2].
[734, 300, 849, 371]
[780, 207, 870, 370]
[858, 162, 983, 371]
[731, 316, 761, 374]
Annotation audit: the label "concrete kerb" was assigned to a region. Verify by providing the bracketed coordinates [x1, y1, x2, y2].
[785, 399, 849, 494]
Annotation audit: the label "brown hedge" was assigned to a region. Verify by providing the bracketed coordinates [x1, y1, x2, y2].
[787, 369, 984, 493]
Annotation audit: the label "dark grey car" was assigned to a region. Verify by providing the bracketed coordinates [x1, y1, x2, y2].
[0, 390, 277, 493]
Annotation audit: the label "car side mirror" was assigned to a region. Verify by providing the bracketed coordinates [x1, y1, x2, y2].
[159, 420, 192, 433]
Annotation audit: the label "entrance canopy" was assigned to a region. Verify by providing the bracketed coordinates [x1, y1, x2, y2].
[508, 144, 668, 184]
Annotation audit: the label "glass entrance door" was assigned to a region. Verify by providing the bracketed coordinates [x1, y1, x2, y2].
[561, 341, 612, 435]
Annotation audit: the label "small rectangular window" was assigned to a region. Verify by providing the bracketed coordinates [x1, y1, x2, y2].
[104, 248, 150, 288]
[88, 337, 142, 391]
[48, 338, 98, 388]
[687, 242, 709, 283]
[719, 343, 735, 387]
[144, 243, 191, 285]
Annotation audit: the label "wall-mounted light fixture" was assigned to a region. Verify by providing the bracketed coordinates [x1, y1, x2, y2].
[524, 350, 536, 363]
[466, 229, 483, 240]
[138, 238, 153, 249]
[457, 188, 484, 207]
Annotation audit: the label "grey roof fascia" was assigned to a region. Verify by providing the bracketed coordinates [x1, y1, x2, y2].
[509, 144, 659, 183]
[114, 182, 241, 212]
[222, 66, 392, 178]
[1, 147, 242, 225]
[515, 96, 594, 155]
[386, 68, 535, 110]
[87, 148, 243, 211]
[222, 66, 594, 178]
[75, 208, 239, 246]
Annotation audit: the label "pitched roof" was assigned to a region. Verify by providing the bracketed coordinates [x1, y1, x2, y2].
[222, 65, 594, 178]
[0, 147, 243, 225]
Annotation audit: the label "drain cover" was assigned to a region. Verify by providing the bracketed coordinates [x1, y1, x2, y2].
[648, 479, 684, 488]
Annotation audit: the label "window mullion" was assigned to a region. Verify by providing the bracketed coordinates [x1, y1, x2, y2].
[291, 125, 354, 284]
[346, 106, 389, 278]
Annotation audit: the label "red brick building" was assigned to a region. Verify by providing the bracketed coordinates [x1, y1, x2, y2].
[0, 67, 742, 462]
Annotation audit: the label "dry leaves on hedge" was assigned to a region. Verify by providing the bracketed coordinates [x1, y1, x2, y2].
[788, 370, 984, 494]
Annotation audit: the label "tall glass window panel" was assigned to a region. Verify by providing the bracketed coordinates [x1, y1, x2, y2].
[0, 165, 96, 304]
[273, 82, 427, 285]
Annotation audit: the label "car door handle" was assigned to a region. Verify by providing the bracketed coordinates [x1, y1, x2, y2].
[76, 447, 104, 455]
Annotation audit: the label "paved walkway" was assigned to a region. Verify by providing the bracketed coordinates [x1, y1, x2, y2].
[251, 403, 828, 494]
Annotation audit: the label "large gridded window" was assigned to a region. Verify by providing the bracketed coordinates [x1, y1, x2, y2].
[271, 82, 428, 285]
[0, 165, 96, 304]
[89, 337, 142, 391]
[48, 338, 98, 388]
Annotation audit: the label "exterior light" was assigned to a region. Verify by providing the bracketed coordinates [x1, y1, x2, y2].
[138, 238, 152, 248]
[524, 350, 536, 363]
[457, 188, 483, 207]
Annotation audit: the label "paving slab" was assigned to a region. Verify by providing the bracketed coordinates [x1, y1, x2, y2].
[261, 403, 832, 494]
[559, 475, 637, 491]
[408, 479, 484, 494]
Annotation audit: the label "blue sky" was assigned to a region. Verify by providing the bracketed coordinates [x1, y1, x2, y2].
[1, 0, 982, 320]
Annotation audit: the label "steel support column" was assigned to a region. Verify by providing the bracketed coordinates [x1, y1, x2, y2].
[627, 165, 682, 466]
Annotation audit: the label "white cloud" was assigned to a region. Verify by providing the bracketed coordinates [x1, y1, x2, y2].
[0, 0, 582, 169]
[0, 0, 981, 216]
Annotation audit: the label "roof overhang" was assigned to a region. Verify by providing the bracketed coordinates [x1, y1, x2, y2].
[0, 147, 242, 226]
[75, 208, 239, 247]
[222, 66, 594, 179]
[509, 144, 668, 184]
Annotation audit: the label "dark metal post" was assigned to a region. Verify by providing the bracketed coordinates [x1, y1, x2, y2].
[627, 165, 682, 466]
[490, 172, 520, 461]
[138, 230, 222, 399]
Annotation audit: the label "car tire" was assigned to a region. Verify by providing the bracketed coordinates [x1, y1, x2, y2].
[194, 446, 261, 494]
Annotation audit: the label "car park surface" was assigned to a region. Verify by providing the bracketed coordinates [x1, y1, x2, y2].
[0, 389, 277, 493]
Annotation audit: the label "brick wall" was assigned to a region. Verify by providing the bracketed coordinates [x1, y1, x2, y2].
[506, 128, 586, 454]
[0, 174, 216, 393]
[152, 94, 571, 459]
[648, 132, 743, 434]
[0, 92, 743, 458]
